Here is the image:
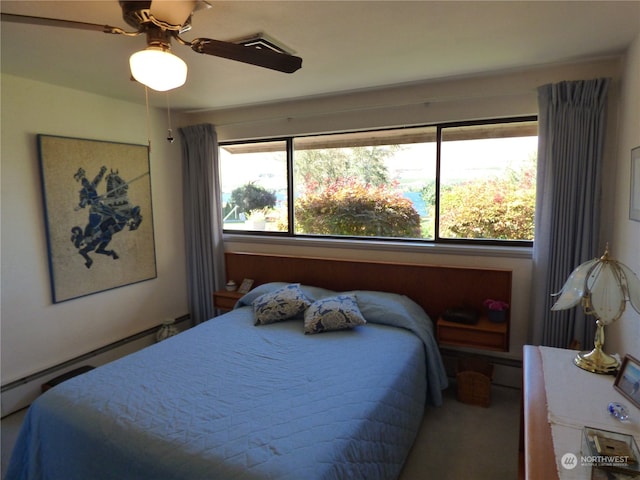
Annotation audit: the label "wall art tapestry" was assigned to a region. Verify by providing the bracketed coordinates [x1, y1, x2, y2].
[38, 135, 157, 303]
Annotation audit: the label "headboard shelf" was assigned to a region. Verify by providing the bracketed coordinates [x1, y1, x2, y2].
[224, 252, 512, 334]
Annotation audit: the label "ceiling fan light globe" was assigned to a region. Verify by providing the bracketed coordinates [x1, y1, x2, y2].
[129, 47, 187, 92]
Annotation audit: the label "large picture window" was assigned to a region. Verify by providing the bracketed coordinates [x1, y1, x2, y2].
[219, 116, 537, 245]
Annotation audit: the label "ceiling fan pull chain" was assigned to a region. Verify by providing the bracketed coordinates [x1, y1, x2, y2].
[166, 92, 175, 143]
[145, 86, 151, 153]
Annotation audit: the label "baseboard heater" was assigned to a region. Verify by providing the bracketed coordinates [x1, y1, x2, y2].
[1, 314, 190, 418]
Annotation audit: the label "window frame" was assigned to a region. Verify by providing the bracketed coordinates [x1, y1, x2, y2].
[219, 115, 537, 247]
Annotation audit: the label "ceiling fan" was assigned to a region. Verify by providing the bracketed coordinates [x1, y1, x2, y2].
[1, 0, 303, 91]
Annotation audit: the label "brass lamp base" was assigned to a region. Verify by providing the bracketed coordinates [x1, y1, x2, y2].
[574, 348, 620, 374]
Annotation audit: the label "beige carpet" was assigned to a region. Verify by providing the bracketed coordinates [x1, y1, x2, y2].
[400, 381, 521, 480]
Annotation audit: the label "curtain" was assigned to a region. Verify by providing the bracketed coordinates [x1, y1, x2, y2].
[530, 78, 610, 348]
[178, 124, 225, 324]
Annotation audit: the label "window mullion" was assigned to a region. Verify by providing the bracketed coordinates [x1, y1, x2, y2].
[287, 138, 295, 235]
[434, 125, 442, 241]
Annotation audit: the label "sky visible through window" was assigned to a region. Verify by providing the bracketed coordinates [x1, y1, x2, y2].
[220, 137, 537, 205]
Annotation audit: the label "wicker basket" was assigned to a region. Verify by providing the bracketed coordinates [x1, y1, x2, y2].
[456, 357, 493, 407]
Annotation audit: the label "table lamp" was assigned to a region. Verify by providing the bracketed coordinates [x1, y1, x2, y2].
[551, 245, 640, 374]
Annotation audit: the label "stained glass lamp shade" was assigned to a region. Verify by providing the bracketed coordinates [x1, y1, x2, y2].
[551, 246, 640, 374]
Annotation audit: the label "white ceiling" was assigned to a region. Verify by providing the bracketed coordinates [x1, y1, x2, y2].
[1, 1, 639, 113]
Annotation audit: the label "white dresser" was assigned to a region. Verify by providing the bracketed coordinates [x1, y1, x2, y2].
[522, 345, 640, 479]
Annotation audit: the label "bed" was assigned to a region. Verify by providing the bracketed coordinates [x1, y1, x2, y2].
[6, 282, 448, 480]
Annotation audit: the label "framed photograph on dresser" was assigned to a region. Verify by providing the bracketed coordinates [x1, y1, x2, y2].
[614, 354, 640, 409]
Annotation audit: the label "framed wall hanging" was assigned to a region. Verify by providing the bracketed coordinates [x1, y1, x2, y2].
[38, 135, 157, 303]
[631, 146, 640, 222]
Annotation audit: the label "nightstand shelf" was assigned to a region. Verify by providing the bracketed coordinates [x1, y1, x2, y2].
[436, 316, 509, 352]
[213, 291, 244, 311]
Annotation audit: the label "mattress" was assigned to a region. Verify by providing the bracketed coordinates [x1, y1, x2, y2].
[6, 284, 447, 480]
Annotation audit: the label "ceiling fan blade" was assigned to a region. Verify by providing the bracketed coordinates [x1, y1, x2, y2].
[189, 38, 302, 73]
[0, 13, 117, 33]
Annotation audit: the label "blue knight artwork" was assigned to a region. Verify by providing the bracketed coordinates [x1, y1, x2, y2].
[71, 166, 145, 268]
[37, 134, 157, 303]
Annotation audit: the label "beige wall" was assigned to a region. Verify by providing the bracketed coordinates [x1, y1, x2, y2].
[609, 31, 640, 359]
[188, 57, 628, 360]
[187, 58, 621, 141]
[0, 74, 189, 384]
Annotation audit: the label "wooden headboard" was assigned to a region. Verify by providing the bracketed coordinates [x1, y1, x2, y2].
[225, 251, 512, 324]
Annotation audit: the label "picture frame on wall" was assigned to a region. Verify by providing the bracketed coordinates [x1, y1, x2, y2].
[614, 354, 640, 410]
[631, 146, 640, 222]
[38, 135, 157, 303]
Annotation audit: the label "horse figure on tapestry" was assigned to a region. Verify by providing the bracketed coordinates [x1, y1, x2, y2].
[71, 167, 144, 268]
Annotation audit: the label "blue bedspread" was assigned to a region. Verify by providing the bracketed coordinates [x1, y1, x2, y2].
[7, 286, 447, 480]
